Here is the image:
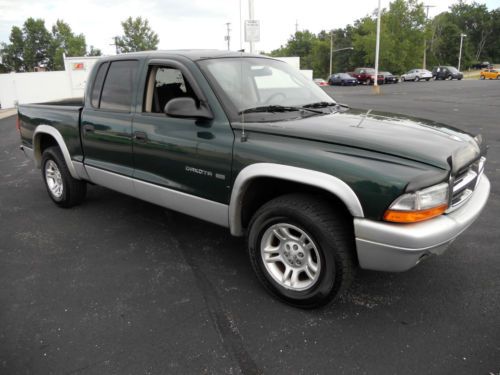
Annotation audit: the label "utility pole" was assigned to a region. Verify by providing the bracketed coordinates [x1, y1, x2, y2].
[110, 36, 119, 55]
[239, 0, 243, 50]
[458, 33, 467, 71]
[373, 0, 381, 94]
[295, 19, 299, 33]
[225, 22, 231, 51]
[422, 5, 435, 70]
[249, 0, 254, 53]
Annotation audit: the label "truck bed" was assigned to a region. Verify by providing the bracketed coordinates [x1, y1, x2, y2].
[18, 97, 84, 161]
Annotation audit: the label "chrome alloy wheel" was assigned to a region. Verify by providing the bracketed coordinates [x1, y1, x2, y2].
[260, 223, 321, 291]
[45, 160, 63, 198]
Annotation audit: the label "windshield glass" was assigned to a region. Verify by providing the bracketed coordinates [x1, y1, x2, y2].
[447, 66, 459, 73]
[198, 57, 335, 119]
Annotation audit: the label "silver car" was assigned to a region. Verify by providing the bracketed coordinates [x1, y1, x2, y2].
[400, 69, 433, 82]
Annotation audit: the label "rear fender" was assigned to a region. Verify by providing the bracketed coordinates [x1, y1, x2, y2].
[33, 125, 80, 179]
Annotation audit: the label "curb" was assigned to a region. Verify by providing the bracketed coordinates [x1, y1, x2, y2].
[0, 108, 17, 120]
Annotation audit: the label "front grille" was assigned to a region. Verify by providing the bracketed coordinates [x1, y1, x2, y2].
[447, 156, 486, 212]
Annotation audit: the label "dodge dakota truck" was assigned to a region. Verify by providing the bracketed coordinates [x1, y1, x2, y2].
[18, 51, 490, 308]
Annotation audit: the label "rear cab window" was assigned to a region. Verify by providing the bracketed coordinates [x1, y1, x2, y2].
[90, 60, 138, 112]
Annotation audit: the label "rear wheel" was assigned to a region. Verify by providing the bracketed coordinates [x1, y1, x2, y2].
[41, 147, 87, 208]
[247, 194, 355, 308]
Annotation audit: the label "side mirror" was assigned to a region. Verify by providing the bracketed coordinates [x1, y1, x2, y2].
[164, 97, 213, 120]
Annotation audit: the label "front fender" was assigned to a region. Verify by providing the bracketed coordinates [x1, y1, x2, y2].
[228, 163, 364, 236]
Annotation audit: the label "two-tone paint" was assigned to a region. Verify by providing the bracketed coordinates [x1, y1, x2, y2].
[18, 50, 490, 273]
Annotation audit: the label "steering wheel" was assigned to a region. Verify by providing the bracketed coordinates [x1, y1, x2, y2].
[263, 92, 287, 105]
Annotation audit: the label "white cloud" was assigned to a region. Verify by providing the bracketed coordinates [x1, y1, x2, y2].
[0, 0, 473, 55]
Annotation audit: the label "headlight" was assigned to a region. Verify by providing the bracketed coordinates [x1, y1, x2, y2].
[383, 183, 449, 223]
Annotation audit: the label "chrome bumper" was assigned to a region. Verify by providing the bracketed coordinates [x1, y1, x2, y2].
[354, 174, 490, 272]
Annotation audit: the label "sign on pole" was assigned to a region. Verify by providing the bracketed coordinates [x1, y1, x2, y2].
[244, 20, 260, 43]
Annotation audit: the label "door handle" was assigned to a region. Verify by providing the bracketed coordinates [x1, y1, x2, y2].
[83, 124, 95, 133]
[134, 131, 148, 142]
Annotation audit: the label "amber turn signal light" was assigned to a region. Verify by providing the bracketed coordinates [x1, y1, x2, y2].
[383, 204, 448, 223]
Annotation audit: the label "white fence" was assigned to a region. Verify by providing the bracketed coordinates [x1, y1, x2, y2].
[0, 56, 99, 109]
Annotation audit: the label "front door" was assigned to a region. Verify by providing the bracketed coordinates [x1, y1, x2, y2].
[132, 62, 234, 205]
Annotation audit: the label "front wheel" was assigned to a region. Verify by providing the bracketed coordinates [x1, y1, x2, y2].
[42, 147, 87, 208]
[415, 76, 420, 82]
[480, 75, 485, 80]
[247, 194, 355, 308]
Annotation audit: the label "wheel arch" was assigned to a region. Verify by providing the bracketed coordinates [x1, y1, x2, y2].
[229, 163, 364, 236]
[33, 125, 80, 179]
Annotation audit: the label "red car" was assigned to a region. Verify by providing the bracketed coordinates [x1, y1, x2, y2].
[313, 78, 329, 86]
[350, 67, 384, 85]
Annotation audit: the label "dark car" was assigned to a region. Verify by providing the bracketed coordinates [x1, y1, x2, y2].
[328, 73, 358, 86]
[380, 71, 398, 84]
[432, 66, 463, 80]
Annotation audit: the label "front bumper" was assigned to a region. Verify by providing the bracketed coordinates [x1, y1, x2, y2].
[354, 174, 490, 272]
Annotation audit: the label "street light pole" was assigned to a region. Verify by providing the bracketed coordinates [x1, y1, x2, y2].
[329, 32, 333, 77]
[329, 46, 354, 77]
[458, 33, 466, 71]
[373, 0, 382, 94]
[422, 5, 435, 70]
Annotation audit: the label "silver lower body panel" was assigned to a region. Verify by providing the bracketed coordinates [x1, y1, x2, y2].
[354, 174, 490, 272]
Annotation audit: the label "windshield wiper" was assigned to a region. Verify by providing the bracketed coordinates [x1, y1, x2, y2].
[302, 101, 337, 109]
[238, 105, 322, 115]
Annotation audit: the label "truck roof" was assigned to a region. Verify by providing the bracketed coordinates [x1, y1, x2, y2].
[100, 50, 269, 62]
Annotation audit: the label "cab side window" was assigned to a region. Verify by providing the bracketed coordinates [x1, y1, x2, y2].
[144, 66, 196, 113]
[99, 60, 138, 112]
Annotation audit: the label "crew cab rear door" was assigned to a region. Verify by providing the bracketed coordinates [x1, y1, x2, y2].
[131, 58, 234, 204]
[81, 59, 139, 194]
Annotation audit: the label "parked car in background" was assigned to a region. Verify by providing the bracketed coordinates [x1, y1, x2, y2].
[350, 68, 384, 85]
[432, 66, 463, 80]
[400, 69, 432, 82]
[380, 71, 398, 84]
[328, 73, 358, 86]
[472, 61, 492, 69]
[480, 68, 500, 80]
[313, 78, 329, 86]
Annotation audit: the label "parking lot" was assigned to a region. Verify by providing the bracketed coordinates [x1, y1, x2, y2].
[1, 80, 499, 374]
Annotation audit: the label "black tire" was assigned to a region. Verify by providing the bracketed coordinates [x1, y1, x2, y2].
[425, 78, 430, 81]
[480, 75, 485, 80]
[41, 146, 87, 208]
[448, 75, 452, 80]
[415, 76, 420, 82]
[247, 194, 355, 308]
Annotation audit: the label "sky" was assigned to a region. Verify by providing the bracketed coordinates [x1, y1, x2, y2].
[1, 0, 499, 55]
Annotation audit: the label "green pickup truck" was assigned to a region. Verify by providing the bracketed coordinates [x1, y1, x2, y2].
[18, 51, 490, 308]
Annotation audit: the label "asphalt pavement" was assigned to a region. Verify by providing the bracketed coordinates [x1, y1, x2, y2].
[1, 80, 499, 374]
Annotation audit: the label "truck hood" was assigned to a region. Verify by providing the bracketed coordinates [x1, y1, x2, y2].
[236, 109, 482, 172]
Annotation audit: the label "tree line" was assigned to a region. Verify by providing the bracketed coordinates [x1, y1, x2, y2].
[0, 17, 159, 73]
[269, 0, 500, 78]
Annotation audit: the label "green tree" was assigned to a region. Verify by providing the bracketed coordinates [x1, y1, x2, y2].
[87, 45, 102, 57]
[0, 26, 25, 71]
[353, 0, 425, 74]
[48, 20, 87, 70]
[116, 17, 159, 53]
[22, 18, 52, 71]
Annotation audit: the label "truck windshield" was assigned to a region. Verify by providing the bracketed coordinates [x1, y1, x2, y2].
[198, 57, 335, 120]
